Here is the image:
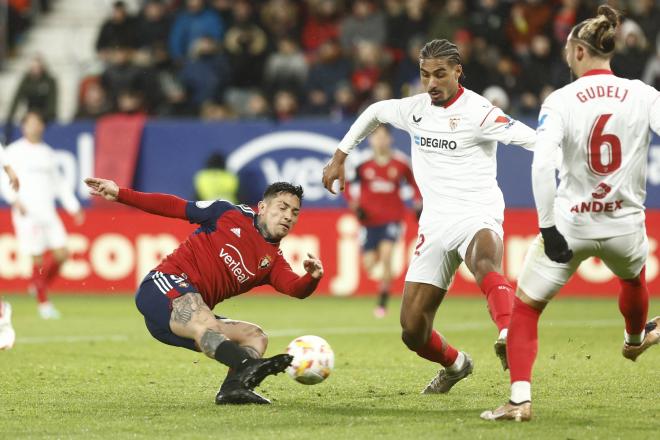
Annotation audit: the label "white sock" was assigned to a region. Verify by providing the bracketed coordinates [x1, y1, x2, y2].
[624, 330, 645, 345]
[446, 351, 465, 373]
[510, 381, 531, 404]
[499, 328, 508, 341]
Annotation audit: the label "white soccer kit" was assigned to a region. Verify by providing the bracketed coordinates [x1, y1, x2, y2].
[0, 138, 81, 255]
[0, 143, 5, 167]
[520, 70, 660, 301]
[337, 87, 536, 288]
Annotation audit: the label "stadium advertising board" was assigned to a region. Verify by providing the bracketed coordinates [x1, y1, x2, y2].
[0, 209, 658, 296]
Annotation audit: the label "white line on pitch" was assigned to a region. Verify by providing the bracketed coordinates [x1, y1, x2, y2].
[13, 318, 622, 344]
[17, 335, 129, 344]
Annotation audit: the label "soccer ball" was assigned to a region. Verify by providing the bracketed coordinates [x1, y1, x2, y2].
[285, 335, 334, 385]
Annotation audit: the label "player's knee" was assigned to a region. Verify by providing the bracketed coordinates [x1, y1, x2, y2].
[473, 259, 499, 282]
[400, 322, 426, 350]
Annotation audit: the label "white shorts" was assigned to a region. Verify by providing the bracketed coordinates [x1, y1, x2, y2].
[518, 229, 648, 303]
[12, 214, 68, 256]
[405, 215, 504, 290]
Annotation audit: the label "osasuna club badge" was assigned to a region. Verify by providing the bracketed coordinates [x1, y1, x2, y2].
[259, 255, 272, 269]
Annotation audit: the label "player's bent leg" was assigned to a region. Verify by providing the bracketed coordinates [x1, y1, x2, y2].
[374, 240, 395, 317]
[401, 281, 473, 394]
[464, 228, 513, 369]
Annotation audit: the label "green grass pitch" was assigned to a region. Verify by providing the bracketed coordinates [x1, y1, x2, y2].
[0, 294, 658, 439]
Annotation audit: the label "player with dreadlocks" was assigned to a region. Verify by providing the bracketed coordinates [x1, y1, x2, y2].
[323, 39, 537, 394]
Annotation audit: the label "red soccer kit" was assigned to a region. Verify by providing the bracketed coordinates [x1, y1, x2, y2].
[117, 189, 319, 308]
[345, 156, 421, 227]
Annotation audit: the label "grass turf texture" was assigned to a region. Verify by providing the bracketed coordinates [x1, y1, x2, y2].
[1, 294, 658, 439]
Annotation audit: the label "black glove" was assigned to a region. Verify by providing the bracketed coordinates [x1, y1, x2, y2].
[540, 226, 573, 263]
[355, 207, 367, 221]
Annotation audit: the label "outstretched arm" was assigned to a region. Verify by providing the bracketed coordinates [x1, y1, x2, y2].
[323, 99, 408, 194]
[85, 177, 187, 219]
[269, 253, 324, 299]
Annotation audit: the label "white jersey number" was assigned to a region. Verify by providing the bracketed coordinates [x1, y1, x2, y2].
[587, 114, 622, 176]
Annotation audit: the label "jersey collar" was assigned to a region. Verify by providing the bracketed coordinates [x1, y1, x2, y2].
[582, 69, 613, 77]
[434, 85, 464, 108]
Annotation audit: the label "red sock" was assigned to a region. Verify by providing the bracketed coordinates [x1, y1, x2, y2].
[415, 330, 458, 367]
[42, 258, 63, 284]
[31, 263, 48, 304]
[508, 297, 542, 383]
[618, 266, 649, 335]
[479, 272, 515, 332]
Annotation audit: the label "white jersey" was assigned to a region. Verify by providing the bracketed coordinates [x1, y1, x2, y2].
[0, 143, 5, 167]
[0, 137, 80, 222]
[533, 70, 660, 239]
[338, 88, 536, 222]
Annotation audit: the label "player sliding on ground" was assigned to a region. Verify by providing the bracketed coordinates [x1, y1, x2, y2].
[481, 5, 660, 422]
[323, 38, 536, 394]
[85, 178, 324, 405]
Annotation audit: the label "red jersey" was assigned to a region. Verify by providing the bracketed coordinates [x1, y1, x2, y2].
[117, 189, 319, 308]
[345, 155, 421, 226]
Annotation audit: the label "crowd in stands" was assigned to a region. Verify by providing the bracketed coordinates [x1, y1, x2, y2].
[8, 0, 660, 122]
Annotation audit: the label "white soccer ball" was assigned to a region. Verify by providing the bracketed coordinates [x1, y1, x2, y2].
[285, 335, 334, 385]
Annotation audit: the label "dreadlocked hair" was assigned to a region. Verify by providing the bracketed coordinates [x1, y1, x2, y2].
[419, 39, 461, 65]
[570, 5, 620, 57]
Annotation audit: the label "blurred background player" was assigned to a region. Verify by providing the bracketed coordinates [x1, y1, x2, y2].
[193, 152, 239, 202]
[323, 38, 536, 394]
[0, 141, 19, 349]
[344, 125, 421, 318]
[482, 5, 660, 422]
[85, 177, 324, 405]
[0, 111, 84, 320]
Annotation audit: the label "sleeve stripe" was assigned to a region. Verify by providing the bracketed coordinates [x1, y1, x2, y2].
[237, 204, 254, 215]
[479, 107, 497, 127]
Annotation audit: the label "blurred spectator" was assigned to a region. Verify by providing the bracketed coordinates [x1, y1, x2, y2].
[455, 30, 490, 94]
[148, 43, 189, 116]
[7, 56, 57, 125]
[612, 19, 652, 81]
[273, 89, 299, 121]
[358, 80, 393, 113]
[96, 1, 139, 59]
[351, 41, 387, 102]
[339, 0, 386, 53]
[76, 78, 112, 119]
[209, 0, 234, 24]
[224, 0, 268, 88]
[180, 37, 232, 112]
[135, 0, 172, 51]
[301, 0, 341, 52]
[116, 89, 146, 114]
[642, 35, 660, 89]
[505, 0, 553, 56]
[395, 36, 424, 98]
[469, 0, 509, 51]
[305, 39, 351, 114]
[331, 82, 358, 120]
[264, 37, 308, 97]
[551, 0, 586, 49]
[169, 0, 225, 62]
[193, 152, 239, 202]
[244, 91, 272, 120]
[518, 35, 556, 112]
[385, 0, 429, 52]
[260, 0, 301, 41]
[482, 85, 510, 113]
[630, 0, 660, 45]
[427, 0, 468, 43]
[101, 46, 154, 111]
